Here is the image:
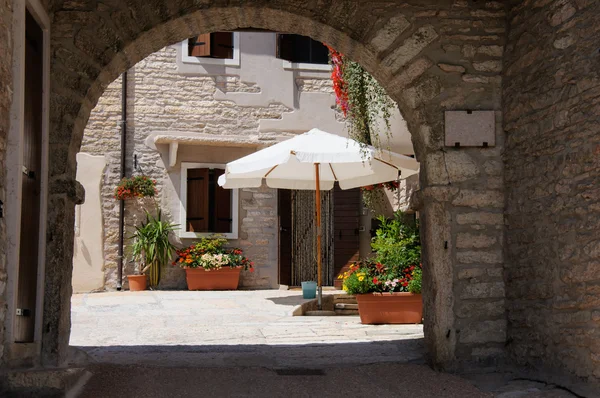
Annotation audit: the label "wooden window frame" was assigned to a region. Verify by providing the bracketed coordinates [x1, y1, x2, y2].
[179, 162, 239, 239]
[180, 33, 241, 67]
[276, 34, 332, 72]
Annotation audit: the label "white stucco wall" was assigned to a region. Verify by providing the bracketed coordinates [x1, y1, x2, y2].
[72, 153, 106, 293]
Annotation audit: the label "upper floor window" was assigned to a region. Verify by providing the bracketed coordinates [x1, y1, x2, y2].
[180, 32, 240, 67]
[188, 32, 234, 59]
[276, 34, 330, 65]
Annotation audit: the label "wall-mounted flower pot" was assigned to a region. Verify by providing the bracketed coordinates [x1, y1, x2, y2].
[127, 275, 147, 291]
[185, 267, 241, 290]
[355, 292, 422, 324]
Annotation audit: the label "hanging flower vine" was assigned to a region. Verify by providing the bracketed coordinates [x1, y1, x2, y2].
[327, 45, 397, 212]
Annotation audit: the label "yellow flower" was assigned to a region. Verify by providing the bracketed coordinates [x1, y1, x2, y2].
[358, 276, 365, 281]
[342, 285, 348, 291]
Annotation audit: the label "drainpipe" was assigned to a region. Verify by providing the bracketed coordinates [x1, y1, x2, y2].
[117, 71, 127, 291]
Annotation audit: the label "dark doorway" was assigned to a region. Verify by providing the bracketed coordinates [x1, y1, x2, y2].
[278, 186, 361, 288]
[332, 186, 360, 289]
[278, 189, 292, 286]
[14, 10, 44, 343]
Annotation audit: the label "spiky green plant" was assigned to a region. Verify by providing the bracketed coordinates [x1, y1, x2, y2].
[130, 209, 178, 288]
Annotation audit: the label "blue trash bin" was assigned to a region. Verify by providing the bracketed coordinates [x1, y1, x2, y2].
[301, 281, 317, 299]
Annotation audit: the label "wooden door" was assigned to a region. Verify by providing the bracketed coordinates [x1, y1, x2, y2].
[278, 189, 292, 286]
[333, 186, 360, 289]
[14, 10, 44, 343]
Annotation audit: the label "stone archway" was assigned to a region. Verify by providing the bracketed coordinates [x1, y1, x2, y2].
[44, 1, 507, 370]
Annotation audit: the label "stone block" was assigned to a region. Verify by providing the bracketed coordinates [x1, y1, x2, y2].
[460, 282, 505, 299]
[370, 16, 410, 53]
[438, 63, 466, 73]
[456, 212, 503, 226]
[452, 190, 504, 208]
[382, 25, 439, 71]
[459, 319, 507, 343]
[456, 233, 497, 249]
[457, 268, 485, 280]
[473, 60, 503, 73]
[456, 299, 505, 318]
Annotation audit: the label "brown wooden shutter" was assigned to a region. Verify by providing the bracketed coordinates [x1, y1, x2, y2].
[190, 34, 211, 57]
[212, 32, 234, 59]
[213, 169, 232, 233]
[187, 168, 209, 232]
[277, 34, 294, 62]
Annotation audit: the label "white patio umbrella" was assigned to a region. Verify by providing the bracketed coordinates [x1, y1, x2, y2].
[218, 128, 419, 309]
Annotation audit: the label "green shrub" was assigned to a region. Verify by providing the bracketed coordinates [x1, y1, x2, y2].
[339, 211, 422, 295]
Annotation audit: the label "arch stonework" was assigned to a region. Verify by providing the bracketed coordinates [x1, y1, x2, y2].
[41, 1, 508, 370]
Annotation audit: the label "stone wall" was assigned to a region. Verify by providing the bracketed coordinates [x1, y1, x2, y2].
[80, 46, 335, 290]
[0, 0, 12, 364]
[504, 0, 600, 382]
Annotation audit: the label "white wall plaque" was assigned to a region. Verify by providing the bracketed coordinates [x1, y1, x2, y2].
[444, 110, 495, 147]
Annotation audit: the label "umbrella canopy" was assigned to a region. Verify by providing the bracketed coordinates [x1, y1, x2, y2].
[217, 128, 419, 310]
[217, 128, 419, 190]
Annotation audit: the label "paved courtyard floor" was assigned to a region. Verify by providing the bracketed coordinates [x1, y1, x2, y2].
[70, 290, 584, 397]
[70, 290, 424, 367]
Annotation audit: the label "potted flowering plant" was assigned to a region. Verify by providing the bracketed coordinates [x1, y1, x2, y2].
[339, 211, 422, 324]
[340, 260, 422, 324]
[114, 175, 157, 200]
[174, 235, 254, 290]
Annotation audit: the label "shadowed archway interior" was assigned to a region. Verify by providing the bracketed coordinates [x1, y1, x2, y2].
[43, 0, 508, 375]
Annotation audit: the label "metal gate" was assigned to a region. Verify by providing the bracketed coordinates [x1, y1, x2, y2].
[291, 190, 334, 286]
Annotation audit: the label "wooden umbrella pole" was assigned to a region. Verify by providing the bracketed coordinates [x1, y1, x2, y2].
[315, 163, 322, 310]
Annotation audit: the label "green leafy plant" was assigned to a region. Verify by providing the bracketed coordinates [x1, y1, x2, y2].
[339, 211, 421, 295]
[129, 209, 178, 288]
[371, 212, 421, 269]
[114, 175, 157, 200]
[408, 267, 422, 294]
[328, 46, 396, 212]
[173, 235, 254, 272]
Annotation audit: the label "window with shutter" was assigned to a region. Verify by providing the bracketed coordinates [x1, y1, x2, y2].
[188, 32, 234, 59]
[276, 34, 329, 65]
[181, 164, 238, 238]
[186, 168, 209, 232]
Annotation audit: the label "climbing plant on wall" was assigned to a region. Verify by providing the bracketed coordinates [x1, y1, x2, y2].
[328, 46, 397, 212]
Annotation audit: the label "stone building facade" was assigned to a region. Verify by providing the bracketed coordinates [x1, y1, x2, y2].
[74, 33, 415, 292]
[1, 0, 599, 389]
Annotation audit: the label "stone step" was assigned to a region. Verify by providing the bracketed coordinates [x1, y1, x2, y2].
[304, 310, 337, 316]
[333, 294, 355, 300]
[335, 309, 359, 316]
[334, 303, 358, 310]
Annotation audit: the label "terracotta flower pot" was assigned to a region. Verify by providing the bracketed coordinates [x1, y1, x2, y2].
[355, 292, 422, 324]
[127, 274, 147, 291]
[185, 267, 241, 290]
